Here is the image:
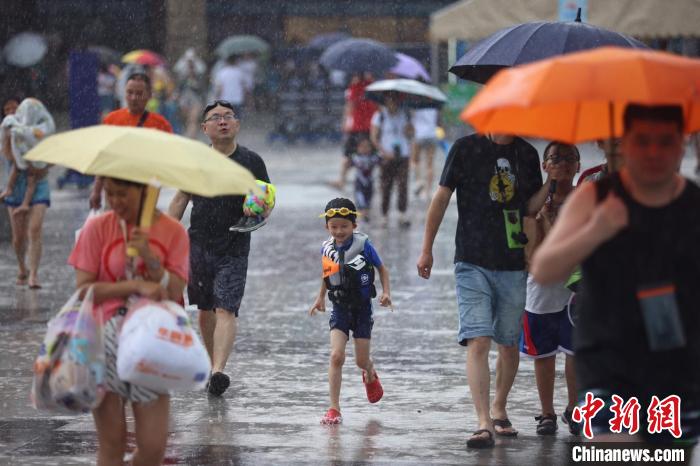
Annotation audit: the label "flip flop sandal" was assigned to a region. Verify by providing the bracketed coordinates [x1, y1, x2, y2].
[466, 429, 495, 449]
[16, 273, 28, 286]
[493, 418, 518, 437]
[535, 413, 558, 435]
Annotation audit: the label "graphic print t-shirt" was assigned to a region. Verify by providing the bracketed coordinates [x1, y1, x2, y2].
[439, 134, 542, 270]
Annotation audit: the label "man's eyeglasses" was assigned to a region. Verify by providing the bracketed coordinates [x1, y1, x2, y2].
[546, 154, 579, 164]
[204, 113, 236, 123]
[319, 207, 359, 218]
[202, 99, 235, 120]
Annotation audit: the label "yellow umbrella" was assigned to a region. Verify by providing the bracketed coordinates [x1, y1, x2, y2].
[25, 125, 261, 197]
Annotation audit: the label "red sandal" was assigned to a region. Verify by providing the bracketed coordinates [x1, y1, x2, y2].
[362, 371, 383, 403]
[320, 408, 342, 425]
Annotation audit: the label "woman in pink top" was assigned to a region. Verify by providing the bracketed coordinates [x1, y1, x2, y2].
[69, 177, 189, 466]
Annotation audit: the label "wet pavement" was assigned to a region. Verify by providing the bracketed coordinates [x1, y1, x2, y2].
[1, 115, 699, 465]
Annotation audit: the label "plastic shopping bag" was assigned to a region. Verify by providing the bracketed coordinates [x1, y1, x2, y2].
[31, 287, 106, 412]
[117, 298, 211, 392]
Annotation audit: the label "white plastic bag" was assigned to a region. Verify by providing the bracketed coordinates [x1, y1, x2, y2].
[117, 298, 211, 392]
[31, 287, 106, 412]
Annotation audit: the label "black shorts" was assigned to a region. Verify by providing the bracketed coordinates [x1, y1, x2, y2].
[188, 241, 248, 316]
[343, 131, 370, 157]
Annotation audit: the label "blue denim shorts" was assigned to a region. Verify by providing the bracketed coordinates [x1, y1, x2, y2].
[2, 171, 51, 208]
[329, 304, 373, 339]
[455, 262, 526, 346]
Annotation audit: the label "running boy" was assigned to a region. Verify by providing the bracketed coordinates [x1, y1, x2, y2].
[309, 197, 392, 425]
[349, 137, 382, 221]
[519, 142, 581, 436]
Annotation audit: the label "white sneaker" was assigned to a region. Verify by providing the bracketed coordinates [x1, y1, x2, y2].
[398, 213, 411, 228]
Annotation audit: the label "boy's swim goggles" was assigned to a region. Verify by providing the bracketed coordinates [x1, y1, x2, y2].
[319, 207, 360, 218]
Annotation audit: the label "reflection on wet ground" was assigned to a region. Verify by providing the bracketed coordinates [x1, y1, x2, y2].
[1, 118, 698, 464]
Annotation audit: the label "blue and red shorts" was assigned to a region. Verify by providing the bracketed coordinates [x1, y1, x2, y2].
[519, 306, 574, 358]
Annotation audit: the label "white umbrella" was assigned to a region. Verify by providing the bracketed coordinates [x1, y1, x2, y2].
[4, 32, 47, 68]
[365, 79, 447, 109]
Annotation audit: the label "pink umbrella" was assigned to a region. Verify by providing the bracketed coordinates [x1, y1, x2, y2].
[390, 53, 430, 82]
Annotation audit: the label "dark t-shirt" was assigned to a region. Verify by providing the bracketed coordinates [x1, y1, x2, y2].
[576, 174, 700, 404]
[439, 134, 542, 270]
[188, 145, 270, 256]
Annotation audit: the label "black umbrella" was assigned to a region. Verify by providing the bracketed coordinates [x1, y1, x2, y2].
[450, 9, 648, 83]
[320, 38, 397, 76]
[307, 32, 351, 51]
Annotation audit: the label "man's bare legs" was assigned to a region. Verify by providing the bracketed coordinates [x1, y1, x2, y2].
[492, 343, 519, 434]
[466, 337, 520, 442]
[199, 308, 237, 373]
[466, 336, 493, 441]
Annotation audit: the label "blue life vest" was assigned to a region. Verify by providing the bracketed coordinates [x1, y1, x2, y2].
[322, 232, 376, 308]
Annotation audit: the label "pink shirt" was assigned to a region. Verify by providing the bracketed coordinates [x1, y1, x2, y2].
[68, 211, 190, 320]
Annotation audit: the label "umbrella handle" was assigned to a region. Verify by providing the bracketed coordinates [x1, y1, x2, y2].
[126, 185, 161, 258]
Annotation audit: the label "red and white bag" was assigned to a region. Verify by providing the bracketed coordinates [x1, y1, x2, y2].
[116, 298, 210, 392]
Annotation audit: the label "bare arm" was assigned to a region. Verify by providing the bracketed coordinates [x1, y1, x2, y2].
[370, 123, 381, 153]
[75, 269, 167, 303]
[376, 263, 392, 308]
[309, 279, 327, 315]
[89, 176, 104, 210]
[416, 185, 452, 279]
[527, 178, 553, 215]
[167, 190, 191, 220]
[530, 182, 629, 284]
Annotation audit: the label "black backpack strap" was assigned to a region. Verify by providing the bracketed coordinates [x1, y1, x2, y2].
[136, 111, 149, 127]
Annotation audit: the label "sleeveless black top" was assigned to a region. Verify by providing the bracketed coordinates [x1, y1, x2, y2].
[576, 173, 700, 404]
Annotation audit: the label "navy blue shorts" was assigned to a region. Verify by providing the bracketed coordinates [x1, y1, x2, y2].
[188, 241, 248, 316]
[519, 307, 574, 358]
[329, 304, 373, 339]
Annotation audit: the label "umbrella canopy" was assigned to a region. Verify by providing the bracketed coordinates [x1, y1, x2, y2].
[307, 32, 351, 50]
[450, 13, 648, 83]
[25, 125, 260, 197]
[390, 53, 430, 82]
[365, 79, 447, 109]
[4, 32, 47, 68]
[215, 35, 269, 59]
[461, 47, 700, 144]
[320, 38, 397, 76]
[122, 49, 166, 67]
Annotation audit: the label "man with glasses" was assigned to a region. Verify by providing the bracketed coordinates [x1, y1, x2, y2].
[168, 100, 272, 397]
[89, 71, 173, 209]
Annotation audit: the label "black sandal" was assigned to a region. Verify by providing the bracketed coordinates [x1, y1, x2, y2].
[493, 418, 518, 437]
[466, 429, 495, 449]
[535, 413, 558, 435]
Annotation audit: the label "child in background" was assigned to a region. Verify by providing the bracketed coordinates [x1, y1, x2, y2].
[310, 198, 392, 425]
[519, 142, 582, 436]
[349, 137, 382, 221]
[0, 98, 55, 215]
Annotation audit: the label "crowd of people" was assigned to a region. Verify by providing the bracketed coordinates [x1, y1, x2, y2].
[2, 44, 700, 465]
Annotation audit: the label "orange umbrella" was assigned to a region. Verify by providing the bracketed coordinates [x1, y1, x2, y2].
[461, 47, 700, 143]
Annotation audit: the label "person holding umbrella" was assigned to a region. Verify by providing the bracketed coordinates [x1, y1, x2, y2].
[532, 104, 700, 443]
[69, 177, 189, 465]
[370, 91, 414, 227]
